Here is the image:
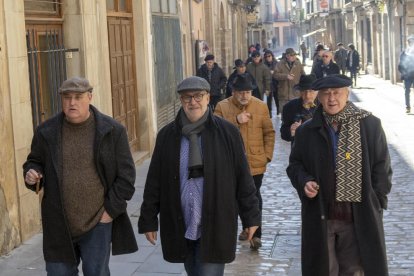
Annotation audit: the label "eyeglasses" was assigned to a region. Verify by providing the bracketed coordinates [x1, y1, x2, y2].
[181, 93, 207, 103]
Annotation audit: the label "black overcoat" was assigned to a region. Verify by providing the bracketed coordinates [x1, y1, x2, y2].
[287, 106, 392, 276]
[196, 63, 227, 96]
[23, 105, 138, 263]
[138, 109, 260, 263]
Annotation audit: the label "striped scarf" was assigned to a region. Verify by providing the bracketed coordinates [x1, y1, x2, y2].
[323, 102, 371, 202]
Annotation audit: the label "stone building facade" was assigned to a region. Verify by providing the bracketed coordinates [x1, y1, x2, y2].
[0, 0, 253, 256]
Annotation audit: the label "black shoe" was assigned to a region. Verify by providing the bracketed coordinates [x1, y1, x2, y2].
[407, 107, 411, 114]
[250, 237, 262, 250]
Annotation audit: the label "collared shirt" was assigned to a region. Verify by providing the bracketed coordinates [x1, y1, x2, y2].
[179, 136, 204, 240]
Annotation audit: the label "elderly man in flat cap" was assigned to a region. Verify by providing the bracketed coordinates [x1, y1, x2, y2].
[287, 74, 392, 276]
[196, 54, 227, 111]
[138, 76, 260, 276]
[23, 77, 137, 275]
[215, 73, 275, 250]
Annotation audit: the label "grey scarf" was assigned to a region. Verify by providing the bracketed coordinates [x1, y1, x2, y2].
[180, 108, 210, 179]
[323, 102, 371, 202]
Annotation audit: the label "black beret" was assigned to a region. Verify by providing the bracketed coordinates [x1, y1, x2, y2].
[204, 54, 214, 61]
[311, 74, 352, 90]
[177, 76, 210, 93]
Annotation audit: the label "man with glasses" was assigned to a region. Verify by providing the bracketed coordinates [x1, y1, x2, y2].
[215, 73, 275, 250]
[273, 48, 305, 113]
[139, 76, 260, 276]
[287, 74, 392, 276]
[246, 51, 272, 101]
[23, 77, 138, 275]
[311, 50, 340, 79]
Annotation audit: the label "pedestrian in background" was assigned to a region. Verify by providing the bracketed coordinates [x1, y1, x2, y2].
[273, 48, 305, 113]
[226, 59, 259, 98]
[280, 74, 317, 144]
[287, 74, 392, 276]
[263, 49, 280, 116]
[138, 76, 260, 276]
[346, 43, 360, 87]
[196, 54, 227, 111]
[311, 44, 326, 74]
[215, 73, 275, 250]
[398, 34, 414, 113]
[312, 50, 340, 79]
[300, 41, 308, 65]
[23, 77, 138, 275]
[246, 51, 272, 100]
[334, 42, 348, 75]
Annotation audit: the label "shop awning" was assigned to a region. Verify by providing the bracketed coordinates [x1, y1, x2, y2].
[302, 28, 327, 38]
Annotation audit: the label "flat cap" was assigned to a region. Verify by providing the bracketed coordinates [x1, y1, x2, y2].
[285, 48, 297, 55]
[59, 77, 93, 94]
[204, 54, 215, 61]
[311, 74, 352, 90]
[177, 76, 210, 93]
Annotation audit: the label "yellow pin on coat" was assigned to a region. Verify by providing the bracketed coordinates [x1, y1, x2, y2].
[345, 152, 351, 160]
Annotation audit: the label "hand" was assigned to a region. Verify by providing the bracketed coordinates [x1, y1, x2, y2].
[246, 226, 259, 240]
[290, 121, 302, 137]
[304, 181, 319, 198]
[287, 74, 295, 80]
[145, 231, 158, 245]
[100, 210, 113, 223]
[237, 111, 252, 124]
[25, 169, 42, 185]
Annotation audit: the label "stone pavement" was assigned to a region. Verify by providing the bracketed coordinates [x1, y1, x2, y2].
[1, 73, 414, 275]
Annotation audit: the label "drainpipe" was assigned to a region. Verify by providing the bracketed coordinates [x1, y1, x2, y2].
[189, 0, 196, 74]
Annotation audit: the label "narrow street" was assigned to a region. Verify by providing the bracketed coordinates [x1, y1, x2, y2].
[0, 73, 413, 275]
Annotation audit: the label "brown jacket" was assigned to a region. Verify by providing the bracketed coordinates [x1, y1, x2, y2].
[273, 58, 305, 101]
[215, 96, 275, 175]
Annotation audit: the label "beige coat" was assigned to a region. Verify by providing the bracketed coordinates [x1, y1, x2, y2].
[214, 96, 275, 175]
[273, 58, 305, 101]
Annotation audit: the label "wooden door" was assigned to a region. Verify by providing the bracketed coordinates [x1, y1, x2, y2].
[107, 17, 139, 152]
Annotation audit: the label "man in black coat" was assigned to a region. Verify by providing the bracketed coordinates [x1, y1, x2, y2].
[398, 35, 414, 113]
[226, 59, 259, 98]
[287, 74, 392, 276]
[346, 44, 360, 87]
[138, 76, 260, 276]
[311, 50, 340, 79]
[280, 74, 318, 143]
[196, 54, 227, 111]
[23, 77, 137, 275]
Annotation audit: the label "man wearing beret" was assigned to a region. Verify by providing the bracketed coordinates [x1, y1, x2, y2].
[196, 54, 228, 111]
[23, 77, 138, 275]
[287, 74, 392, 276]
[280, 74, 318, 144]
[214, 73, 275, 250]
[138, 76, 260, 276]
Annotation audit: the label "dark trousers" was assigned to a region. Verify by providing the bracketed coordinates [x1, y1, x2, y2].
[302, 53, 307, 65]
[404, 78, 413, 108]
[209, 95, 222, 111]
[184, 239, 225, 276]
[349, 69, 358, 86]
[266, 89, 280, 117]
[241, 174, 264, 238]
[46, 222, 112, 276]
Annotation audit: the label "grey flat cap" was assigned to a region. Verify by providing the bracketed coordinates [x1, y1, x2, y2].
[177, 76, 210, 93]
[59, 77, 93, 94]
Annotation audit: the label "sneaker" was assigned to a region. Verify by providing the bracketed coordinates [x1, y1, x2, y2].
[250, 237, 262, 250]
[238, 230, 248, 241]
[407, 107, 411, 114]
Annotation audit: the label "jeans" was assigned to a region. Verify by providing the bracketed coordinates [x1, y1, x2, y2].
[46, 222, 112, 276]
[184, 239, 225, 276]
[404, 78, 413, 108]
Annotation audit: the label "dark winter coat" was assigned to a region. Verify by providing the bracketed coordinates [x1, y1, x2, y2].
[246, 61, 272, 99]
[311, 60, 340, 79]
[334, 48, 348, 70]
[287, 106, 392, 276]
[23, 105, 138, 263]
[346, 50, 360, 71]
[196, 63, 227, 97]
[138, 109, 260, 263]
[280, 98, 317, 142]
[398, 51, 414, 80]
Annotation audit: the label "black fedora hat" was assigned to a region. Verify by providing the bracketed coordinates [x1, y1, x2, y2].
[232, 73, 255, 91]
[294, 74, 317, 91]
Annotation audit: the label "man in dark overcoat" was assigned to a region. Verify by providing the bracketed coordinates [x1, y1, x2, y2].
[287, 74, 392, 276]
[23, 77, 137, 275]
[138, 76, 260, 276]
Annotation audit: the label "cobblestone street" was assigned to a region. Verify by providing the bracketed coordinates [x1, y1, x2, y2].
[0, 73, 413, 275]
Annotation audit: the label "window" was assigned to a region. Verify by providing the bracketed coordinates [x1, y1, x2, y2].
[106, 0, 131, 12]
[24, 0, 61, 17]
[151, 0, 177, 14]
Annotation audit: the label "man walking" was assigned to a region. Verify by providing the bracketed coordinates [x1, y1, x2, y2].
[196, 54, 227, 110]
[311, 50, 340, 79]
[138, 76, 260, 276]
[215, 73, 275, 250]
[334, 42, 348, 75]
[398, 34, 414, 113]
[346, 44, 360, 87]
[246, 50, 272, 100]
[300, 41, 308, 65]
[287, 74, 392, 276]
[23, 77, 138, 275]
